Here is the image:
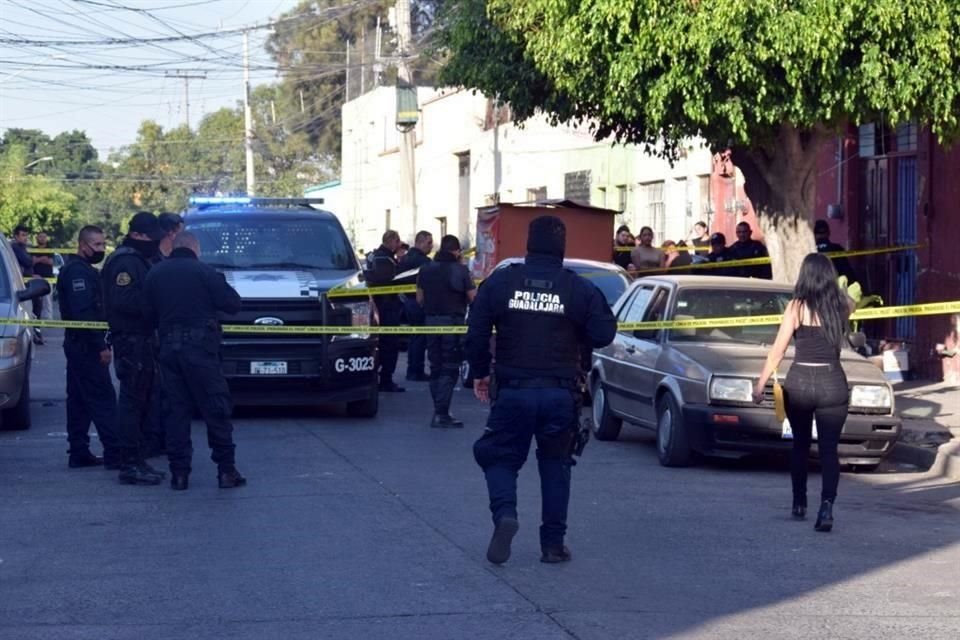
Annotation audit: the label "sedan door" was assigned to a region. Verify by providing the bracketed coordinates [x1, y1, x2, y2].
[602, 284, 656, 421]
[623, 286, 671, 426]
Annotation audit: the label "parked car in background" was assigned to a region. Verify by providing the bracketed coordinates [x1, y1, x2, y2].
[0, 234, 52, 430]
[590, 276, 901, 471]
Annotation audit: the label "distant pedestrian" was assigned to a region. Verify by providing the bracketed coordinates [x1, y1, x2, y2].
[753, 253, 854, 532]
[366, 230, 405, 392]
[629, 226, 665, 274]
[11, 225, 34, 278]
[417, 234, 475, 428]
[55, 225, 121, 469]
[728, 222, 772, 279]
[662, 240, 693, 274]
[705, 232, 734, 276]
[814, 220, 857, 285]
[143, 232, 244, 491]
[398, 230, 434, 382]
[612, 224, 633, 271]
[30, 231, 55, 344]
[688, 221, 711, 257]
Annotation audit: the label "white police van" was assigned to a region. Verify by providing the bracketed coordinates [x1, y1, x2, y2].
[182, 197, 379, 417]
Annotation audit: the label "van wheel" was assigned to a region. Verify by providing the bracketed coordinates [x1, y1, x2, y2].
[1, 370, 31, 431]
[656, 393, 690, 467]
[346, 387, 379, 418]
[591, 378, 622, 441]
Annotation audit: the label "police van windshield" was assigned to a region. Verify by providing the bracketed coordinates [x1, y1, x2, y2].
[187, 217, 357, 271]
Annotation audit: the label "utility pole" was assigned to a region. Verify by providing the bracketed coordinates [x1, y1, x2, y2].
[345, 41, 351, 102]
[243, 29, 255, 195]
[394, 0, 417, 232]
[165, 70, 206, 129]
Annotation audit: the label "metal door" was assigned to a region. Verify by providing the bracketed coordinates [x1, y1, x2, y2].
[894, 157, 918, 339]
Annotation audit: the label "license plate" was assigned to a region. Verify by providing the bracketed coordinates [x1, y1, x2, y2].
[250, 361, 287, 375]
[781, 417, 818, 440]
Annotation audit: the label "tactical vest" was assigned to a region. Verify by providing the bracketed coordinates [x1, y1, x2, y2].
[101, 246, 150, 333]
[495, 264, 579, 375]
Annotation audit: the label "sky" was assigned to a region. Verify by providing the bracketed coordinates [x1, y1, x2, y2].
[0, 0, 302, 157]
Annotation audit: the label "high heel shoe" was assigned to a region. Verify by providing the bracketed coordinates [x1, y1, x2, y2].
[792, 497, 807, 520]
[814, 500, 834, 532]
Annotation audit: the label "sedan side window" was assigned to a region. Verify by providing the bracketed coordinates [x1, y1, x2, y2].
[634, 287, 670, 341]
[618, 286, 655, 335]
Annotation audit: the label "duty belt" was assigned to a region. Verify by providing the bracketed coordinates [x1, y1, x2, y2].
[499, 377, 576, 390]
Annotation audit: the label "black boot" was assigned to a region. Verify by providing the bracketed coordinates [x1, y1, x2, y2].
[118, 464, 164, 486]
[486, 517, 519, 565]
[170, 472, 189, 491]
[792, 497, 807, 520]
[541, 544, 573, 564]
[218, 467, 247, 489]
[68, 451, 103, 468]
[814, 500, 834, 532]
[430, 414, 464, 429]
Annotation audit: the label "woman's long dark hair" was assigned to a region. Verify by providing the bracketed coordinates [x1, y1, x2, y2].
[794, 253, 850, 352]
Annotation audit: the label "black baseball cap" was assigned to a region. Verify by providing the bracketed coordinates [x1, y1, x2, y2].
[158, 212, 184, 233]
[127, 211, 165, 241]
[813, 220, 830, 234]
[710, 232, 726, 245]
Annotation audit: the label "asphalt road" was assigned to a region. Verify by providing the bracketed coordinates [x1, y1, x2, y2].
[2, 333, 959, 640]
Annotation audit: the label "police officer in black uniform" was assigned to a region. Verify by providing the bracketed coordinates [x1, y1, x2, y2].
[705, 232, 734, 277]
[56, 225, 121, 469]
[101, 211, 166, 486]
[814, 219, 857, 284]
[398, 230, 433, 382]
[728, 222, 772, 279]
[417, 234, 475, 428]
[466, 216, 616, 565]
[143, 232, 244, 491]
[366, 230, 405, 392]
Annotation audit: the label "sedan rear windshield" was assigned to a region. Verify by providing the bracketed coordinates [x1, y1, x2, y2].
[187, 217, 357, 271]
[669, 288, 793, 345]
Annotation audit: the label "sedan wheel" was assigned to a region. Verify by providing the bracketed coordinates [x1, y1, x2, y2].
[591, 379, 622, 441]
[656, 393, 691, 467]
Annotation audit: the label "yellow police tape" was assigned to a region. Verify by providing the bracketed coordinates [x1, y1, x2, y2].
[3, 301, 957, 335]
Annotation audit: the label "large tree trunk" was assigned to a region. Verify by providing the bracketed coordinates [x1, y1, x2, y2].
[731, 125, 830, 284]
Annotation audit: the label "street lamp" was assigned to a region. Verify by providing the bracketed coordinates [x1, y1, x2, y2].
[23, 156, 54, 170]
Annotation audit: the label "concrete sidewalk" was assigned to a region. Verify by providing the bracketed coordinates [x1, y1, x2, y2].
[892, 380, 960, 479]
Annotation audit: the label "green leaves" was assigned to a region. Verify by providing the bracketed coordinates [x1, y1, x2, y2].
[0, 145, 77, 238]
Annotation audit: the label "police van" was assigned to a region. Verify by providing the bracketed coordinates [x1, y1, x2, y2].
[181, 196, 379, 417]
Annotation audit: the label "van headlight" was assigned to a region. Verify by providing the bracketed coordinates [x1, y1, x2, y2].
[331, 299, 372, 341]
[0, 338, 19, 358]
[709, 377, 753, 403]
[850, 385, 892, 410]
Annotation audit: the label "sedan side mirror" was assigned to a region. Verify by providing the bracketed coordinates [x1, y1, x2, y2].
[17, 278, 51, 302]
[847, 331, 867, 350]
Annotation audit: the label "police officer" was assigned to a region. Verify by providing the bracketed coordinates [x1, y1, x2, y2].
[143, 232, 244, 491]
[101, 211, 165, 486]
[56, 225, 121, 469]
[814, 219, 857, 284]
[728, 222, 772, 279]
[466, 216, 616, 565]
[417, 234, 475, 428]
[366, 230, 405, 392]
[399, 230, 433, 382]
[705, 232, 734, 276]
[158, 212, 184, 258]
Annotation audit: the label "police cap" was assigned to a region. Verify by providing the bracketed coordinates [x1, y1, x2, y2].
[128, 211, 165, 241]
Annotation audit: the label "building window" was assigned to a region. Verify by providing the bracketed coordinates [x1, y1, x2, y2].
[616, 185, 628, 213]
[527, 186, 547, 202]
[563, 170, 591, 204]
[385, 209, 391, 231]
[859, 123, 878, 158]
[896, 122, 917, 152]
[436, 216, 447, 237]
[597, 186, 607, 209]
[699, 174, 713, 223]
[640, 181, 666, 242]
[457, 152, 470, 177]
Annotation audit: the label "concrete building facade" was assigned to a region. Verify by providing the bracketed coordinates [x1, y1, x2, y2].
[339, 87, 715, 253]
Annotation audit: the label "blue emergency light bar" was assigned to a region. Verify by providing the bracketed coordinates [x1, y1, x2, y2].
[188, 196, 325, 208]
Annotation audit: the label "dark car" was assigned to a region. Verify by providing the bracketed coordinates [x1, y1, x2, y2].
[590, 275, 900, 470]
[182, 197, 379, 417]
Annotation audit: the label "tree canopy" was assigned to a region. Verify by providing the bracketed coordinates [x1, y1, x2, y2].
[437, 0, 960, 278]
[0, 145, 77, 239]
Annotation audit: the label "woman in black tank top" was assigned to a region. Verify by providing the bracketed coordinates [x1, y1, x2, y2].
[754, 253, 853, 532]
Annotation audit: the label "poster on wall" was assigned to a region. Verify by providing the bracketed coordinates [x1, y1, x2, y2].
[472, 207, 500, 280]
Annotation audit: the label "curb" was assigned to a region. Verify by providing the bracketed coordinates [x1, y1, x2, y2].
[889, 438, 960, 480]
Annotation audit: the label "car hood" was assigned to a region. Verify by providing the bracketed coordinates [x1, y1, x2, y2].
[222, 269, 359, 299]
[668, 342, 888, 385]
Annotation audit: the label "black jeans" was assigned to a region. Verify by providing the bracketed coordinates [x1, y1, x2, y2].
[159, 332, 236, 475]
[402, 296, 427, 377]
[425, 314, 463, 415]
[783, 363, 848, 505]
[375, 297, 402, 384]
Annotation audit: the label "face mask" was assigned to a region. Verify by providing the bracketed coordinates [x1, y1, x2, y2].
[127, 237, 159, 256]
[86, 251, 106, 265]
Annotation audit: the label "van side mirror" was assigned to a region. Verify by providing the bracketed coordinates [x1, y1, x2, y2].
[17, 278, 50, 302]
